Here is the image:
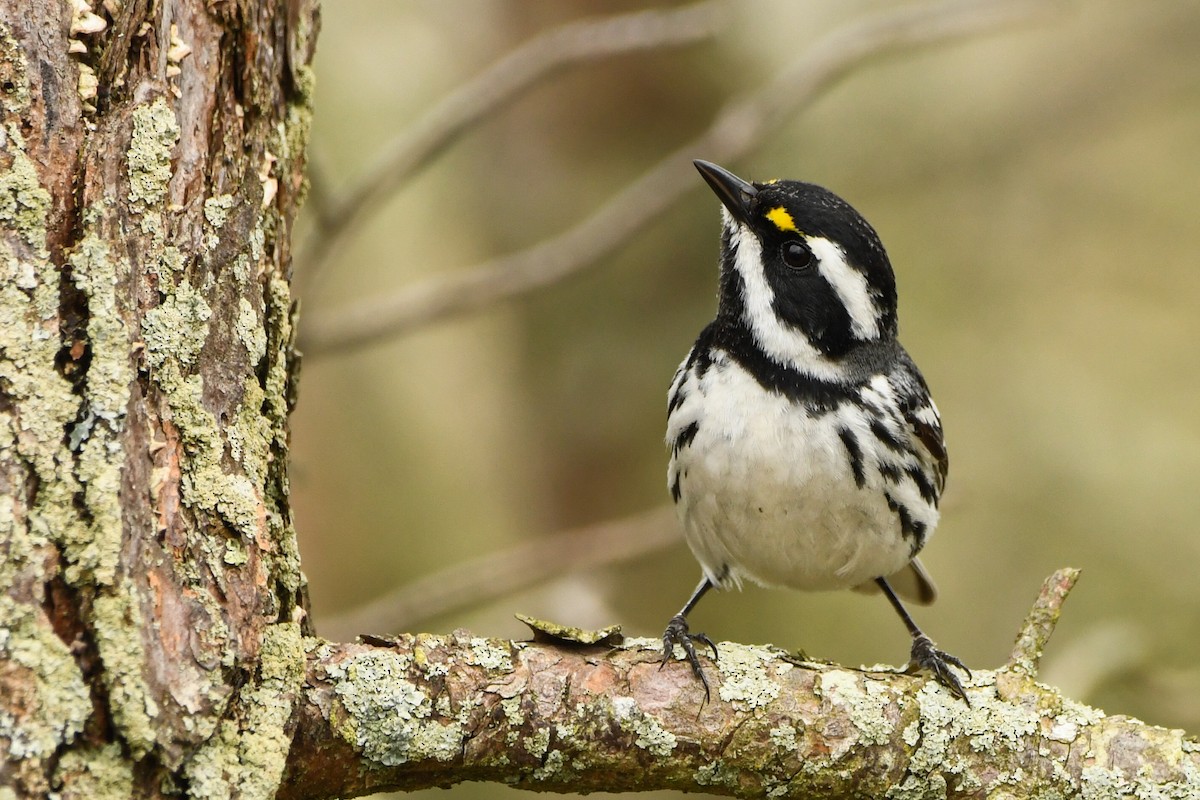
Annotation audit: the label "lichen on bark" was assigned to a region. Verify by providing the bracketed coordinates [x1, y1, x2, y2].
[0, 52, 93, 786]
[126, 98, 179, 214]
[281, 589, 1200, 800]
[184, 623, 307, 800]
[0, 1, 319, 795]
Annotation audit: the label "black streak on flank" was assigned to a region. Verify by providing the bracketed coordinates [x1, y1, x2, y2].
[667, 382, 687, 415]
[837, 427, 866, 488]
[672, 421, 700, 457]
[905, 464, 938, 505]
[870, 418, 906, 453]
[885, 492, 926, 544]
[668, 344, 714, 414]
[878, 461, 902, 484]
[670, 473, 683, 503]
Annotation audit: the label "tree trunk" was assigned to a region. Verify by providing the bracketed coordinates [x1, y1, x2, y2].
[0, 1, 318, 796]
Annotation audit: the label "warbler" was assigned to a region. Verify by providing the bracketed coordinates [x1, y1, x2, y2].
[662, 160, 969, 702]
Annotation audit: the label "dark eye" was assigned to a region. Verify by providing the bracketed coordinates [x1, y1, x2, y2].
[781, 240, 814, 271]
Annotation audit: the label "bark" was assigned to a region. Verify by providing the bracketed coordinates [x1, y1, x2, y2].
[283, 629, 1200, 800]
[0, 0, 317, 797]
[2, 3, 1198, 800]
[275, 571, 1200, 800]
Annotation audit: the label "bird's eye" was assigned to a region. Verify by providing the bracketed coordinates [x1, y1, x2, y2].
[781, 240, 814, 271]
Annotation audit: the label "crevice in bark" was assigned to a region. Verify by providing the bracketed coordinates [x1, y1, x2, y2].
[43, 573, 114, 749]
[43, 573, 86, 654]
[53, 241, 93, 537]
[0, 374, 15, 416]
[93, 0, 152, 115]
[223, 27, 248, 116]
[51, 135, 87, 266]
[33, 59, 56, 135]
[131, 754, 166, 797]
[53, 270, 91, 392]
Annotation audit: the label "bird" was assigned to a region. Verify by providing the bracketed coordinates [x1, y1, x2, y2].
[662, 159, 969, 703]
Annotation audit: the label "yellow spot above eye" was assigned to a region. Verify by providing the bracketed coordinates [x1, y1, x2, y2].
[765, 206, 797, 232]
[763, 178, 781, 185]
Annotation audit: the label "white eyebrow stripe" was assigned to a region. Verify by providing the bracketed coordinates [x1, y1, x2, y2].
[809, 236, 880, 340]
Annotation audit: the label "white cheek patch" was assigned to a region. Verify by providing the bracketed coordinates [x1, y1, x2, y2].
[809, 236, 880, 341]
[725, 219, 842, 380]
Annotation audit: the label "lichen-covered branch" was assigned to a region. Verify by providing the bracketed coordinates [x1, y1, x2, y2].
[282, 574, 1200, 800]
[1007, 568, 1082, 675]
[284, 637, 1200, 799]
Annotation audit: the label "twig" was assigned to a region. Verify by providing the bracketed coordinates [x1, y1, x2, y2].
[319, 506, 678, 641]
[293, 0, 729, 289]
[300, 0, 1054, 357]
[1007, 566, 1081, 676]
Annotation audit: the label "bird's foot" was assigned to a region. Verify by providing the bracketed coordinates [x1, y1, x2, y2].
[907, 634, 971, 705]
[661, 614, 718, 701]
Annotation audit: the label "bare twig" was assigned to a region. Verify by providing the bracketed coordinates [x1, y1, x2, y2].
[301, 0, 1054, 357]
[294, 0, 728, 288]
[319, 506, 678, 641]
[1007, 566, 1081, 675]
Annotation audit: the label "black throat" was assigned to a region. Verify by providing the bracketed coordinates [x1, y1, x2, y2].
[707, 264, 903, 412]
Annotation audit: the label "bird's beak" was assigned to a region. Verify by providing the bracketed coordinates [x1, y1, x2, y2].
[694, 160, 757, 226]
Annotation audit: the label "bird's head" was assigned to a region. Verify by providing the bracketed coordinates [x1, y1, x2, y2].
[695, 160, 898, 366]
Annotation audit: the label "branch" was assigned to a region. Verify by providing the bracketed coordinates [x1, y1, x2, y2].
[318, 506, 678, 641]
[282, 570, 1200, 800]
[300, 0, 1054, 357]
[293, 0, 728, 288]
[1006, 567, 1081, 675]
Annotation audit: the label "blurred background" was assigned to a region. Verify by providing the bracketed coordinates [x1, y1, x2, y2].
[290, 0, 1200, 792]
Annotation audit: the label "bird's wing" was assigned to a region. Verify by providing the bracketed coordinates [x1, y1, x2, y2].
[893, 358, 949, 495]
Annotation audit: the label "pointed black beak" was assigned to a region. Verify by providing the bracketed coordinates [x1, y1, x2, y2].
[694, 160, 757, 225]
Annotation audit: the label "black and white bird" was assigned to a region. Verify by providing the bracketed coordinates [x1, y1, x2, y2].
[663, 160, 969, 702]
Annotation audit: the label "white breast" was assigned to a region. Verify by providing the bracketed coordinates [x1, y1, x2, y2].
[667, 353, 931, 592]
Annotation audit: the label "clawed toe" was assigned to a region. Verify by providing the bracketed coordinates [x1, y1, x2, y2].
[661, 614, 718, 701]
[908, 634, 971, 705]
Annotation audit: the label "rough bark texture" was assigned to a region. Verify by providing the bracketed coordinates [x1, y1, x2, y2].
[283, 630, 1200, 800]
[287, 571, 1185, 799]
[0, 0, 318, 797]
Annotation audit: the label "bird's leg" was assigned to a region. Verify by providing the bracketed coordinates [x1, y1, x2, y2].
[661, 576, 719, 701]
[876, 576, 971, 704]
